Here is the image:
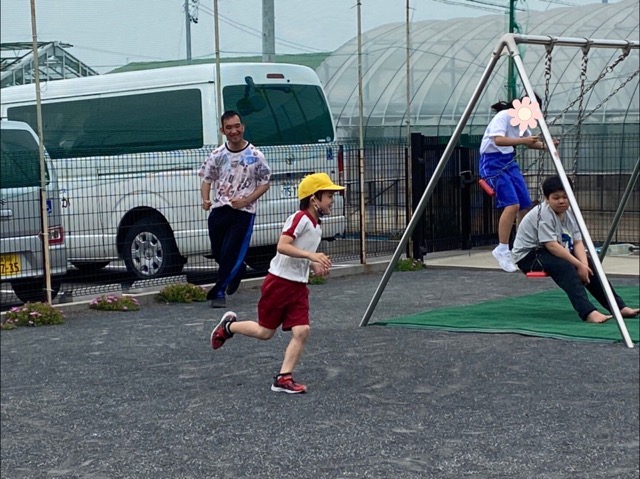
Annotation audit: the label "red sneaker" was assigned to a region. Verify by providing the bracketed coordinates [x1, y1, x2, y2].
[270, 374, 307, 394]
[210, 311, 236, 350]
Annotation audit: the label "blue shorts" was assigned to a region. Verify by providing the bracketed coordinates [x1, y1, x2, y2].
[479, 152, 532, 210]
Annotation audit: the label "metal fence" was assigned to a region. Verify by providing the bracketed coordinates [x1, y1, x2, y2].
[409, 131, 640, 259]
[330, 139, 409, 262]
[1, 132, 638, 307]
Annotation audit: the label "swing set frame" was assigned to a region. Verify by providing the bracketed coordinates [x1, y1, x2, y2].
[359, 34, 639, 349]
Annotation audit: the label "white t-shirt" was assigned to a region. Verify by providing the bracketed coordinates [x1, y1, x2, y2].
[512, 202, 582, 263]
[268, 210, 322, 283]
[198, 142, 271, 214]
[480, 110, 531, 155]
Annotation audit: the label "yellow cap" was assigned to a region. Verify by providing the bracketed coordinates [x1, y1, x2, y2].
[297, 173, 345, 200]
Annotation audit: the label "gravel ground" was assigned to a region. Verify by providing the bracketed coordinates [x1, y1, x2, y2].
[1, 268, 639, 479]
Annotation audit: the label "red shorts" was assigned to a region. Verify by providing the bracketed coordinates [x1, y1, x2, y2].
[258, 273, 310, 331]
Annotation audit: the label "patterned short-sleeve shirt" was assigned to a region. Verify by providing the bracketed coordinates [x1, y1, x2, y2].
[198, 142, 271, 214]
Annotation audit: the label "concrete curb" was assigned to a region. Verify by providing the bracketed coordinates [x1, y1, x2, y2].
[1, 260, 393, 317]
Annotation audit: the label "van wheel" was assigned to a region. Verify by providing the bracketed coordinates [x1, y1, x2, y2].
[244, 245, 278, 272]
[12, 277, 62, 304]
[71, 261, 110, 272]
[122, 218, 183, 280]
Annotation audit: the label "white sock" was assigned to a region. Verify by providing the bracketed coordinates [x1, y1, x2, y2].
[496, 243, 510, 253]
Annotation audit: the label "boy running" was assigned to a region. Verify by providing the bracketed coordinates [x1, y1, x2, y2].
[210, 173, 345, 393]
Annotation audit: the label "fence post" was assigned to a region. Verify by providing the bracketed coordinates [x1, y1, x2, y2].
[410, 132, 426, 261]
[460, 143, 472, 250]
[404, 145, 412, 258]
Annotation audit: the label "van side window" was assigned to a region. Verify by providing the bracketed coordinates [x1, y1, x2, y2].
[7, 89, 204, 159]
[0, 130, 49, 188]
[223, 84, 334, 146]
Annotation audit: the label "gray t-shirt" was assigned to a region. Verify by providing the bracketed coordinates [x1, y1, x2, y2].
[512, 202, 583, 263]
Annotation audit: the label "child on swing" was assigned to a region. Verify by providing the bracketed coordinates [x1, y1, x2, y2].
[479, 94, 555, 273]
[512, 175, 639, 323]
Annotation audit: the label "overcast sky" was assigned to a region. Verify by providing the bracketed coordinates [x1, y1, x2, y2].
[1, 0, 607, 73]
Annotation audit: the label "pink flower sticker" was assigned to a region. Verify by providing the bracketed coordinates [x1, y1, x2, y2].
[508, 96, 543, 133]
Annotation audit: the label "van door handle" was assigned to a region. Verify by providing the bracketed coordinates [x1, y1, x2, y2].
[1, 209, 13, 218]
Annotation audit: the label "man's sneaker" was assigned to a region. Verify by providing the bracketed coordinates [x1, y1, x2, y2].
[210, 297, 226, 309]
[210, 311, 236, 350]
[226, 262, 247, 296]
[492, 247, 518, 273]
[271, 374, 307, 394]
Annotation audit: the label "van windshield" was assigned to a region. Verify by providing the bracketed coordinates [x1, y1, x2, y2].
[0, 130, 49, 189]
[223, 83, 334, 146]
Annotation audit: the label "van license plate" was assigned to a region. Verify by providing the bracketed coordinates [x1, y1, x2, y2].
[280, 185, 297, 198]
[0, 254, 21, 277]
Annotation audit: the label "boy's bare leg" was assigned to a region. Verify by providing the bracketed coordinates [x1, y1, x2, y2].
[498, 204, 520, 244]
[279, 325, 310, 374]
[585, 310, 612, 323]
[516, 207, 530, 225]
[230, 321, 276, 340]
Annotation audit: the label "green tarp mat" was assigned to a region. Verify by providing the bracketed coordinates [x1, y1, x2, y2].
[373, 286, 640, 343]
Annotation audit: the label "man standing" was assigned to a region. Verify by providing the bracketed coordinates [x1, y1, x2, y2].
[199, 111, 271, 308]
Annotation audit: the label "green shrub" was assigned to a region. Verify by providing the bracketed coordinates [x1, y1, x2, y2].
[2, 302, 65, 330]
[157, 283, 207, 303]
[395, 258, 426, 272]
[90, 294, 140, 312]
[308, 275, 327, 285]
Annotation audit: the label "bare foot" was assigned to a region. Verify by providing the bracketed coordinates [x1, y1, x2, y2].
[620, 307, 640, 318]
[585, 311, 612, 323]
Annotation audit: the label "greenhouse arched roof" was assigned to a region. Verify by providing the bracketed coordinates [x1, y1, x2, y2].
[317, 0, 639, 137]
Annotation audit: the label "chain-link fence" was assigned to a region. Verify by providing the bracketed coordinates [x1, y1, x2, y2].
[2, 133, 638, 307]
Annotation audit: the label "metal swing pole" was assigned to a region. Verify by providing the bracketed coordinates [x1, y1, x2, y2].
[508, 35, 635, 348]
[599, 157, 639, 262]
[359, 40, 506, 327]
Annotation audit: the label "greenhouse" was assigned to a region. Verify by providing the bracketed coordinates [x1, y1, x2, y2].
[317, 0, 639, 140]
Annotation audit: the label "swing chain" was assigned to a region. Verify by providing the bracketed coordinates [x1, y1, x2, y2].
[579, 68, 640, 124]
[535, 45, 553, 200]
[527, 44, 555, 277]
[542, 44, 553, 117]
[547, 47, 631, 127]
[572, 45, 589, 181]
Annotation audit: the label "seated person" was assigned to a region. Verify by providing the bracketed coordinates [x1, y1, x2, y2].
[512, 175, 639, 323]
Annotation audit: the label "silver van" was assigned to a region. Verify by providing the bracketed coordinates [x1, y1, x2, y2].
[1, 120, 67, 303]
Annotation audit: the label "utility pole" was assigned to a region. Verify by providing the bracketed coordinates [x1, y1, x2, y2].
[214, 0, 222, 144]
[507, 0, 518, 100]
[405, 0, 413, 259]
[434, 0, 524, 100]
[29, 0, 53, 304]
[356, 0, 366, 264]
[262, 0, 275, 62]
[185, 0, 192, 61]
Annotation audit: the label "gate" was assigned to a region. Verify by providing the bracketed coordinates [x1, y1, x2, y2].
[410, 133, 499, 260]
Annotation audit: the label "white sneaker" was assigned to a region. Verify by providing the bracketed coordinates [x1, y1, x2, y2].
[492, 247, 518, 273]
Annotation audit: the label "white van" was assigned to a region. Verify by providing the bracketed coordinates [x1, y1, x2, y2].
[1, 120, 67, 302]
[0, 63, 345, 279]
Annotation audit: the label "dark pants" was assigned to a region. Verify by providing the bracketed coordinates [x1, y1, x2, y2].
[517, 249, 626, 321]
[207, 206, 255, 300]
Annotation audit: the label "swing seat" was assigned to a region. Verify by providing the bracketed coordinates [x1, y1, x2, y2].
[478, 178, 495, 197]
[526, 271, 549, 278]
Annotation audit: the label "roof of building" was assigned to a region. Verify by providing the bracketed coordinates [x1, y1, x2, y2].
[1, 41, 98, 88]
[317, 0, 639, 136]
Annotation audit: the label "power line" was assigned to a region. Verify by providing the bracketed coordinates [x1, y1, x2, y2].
[71, 45, 167, 60]
[195, 2, 324, 53]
